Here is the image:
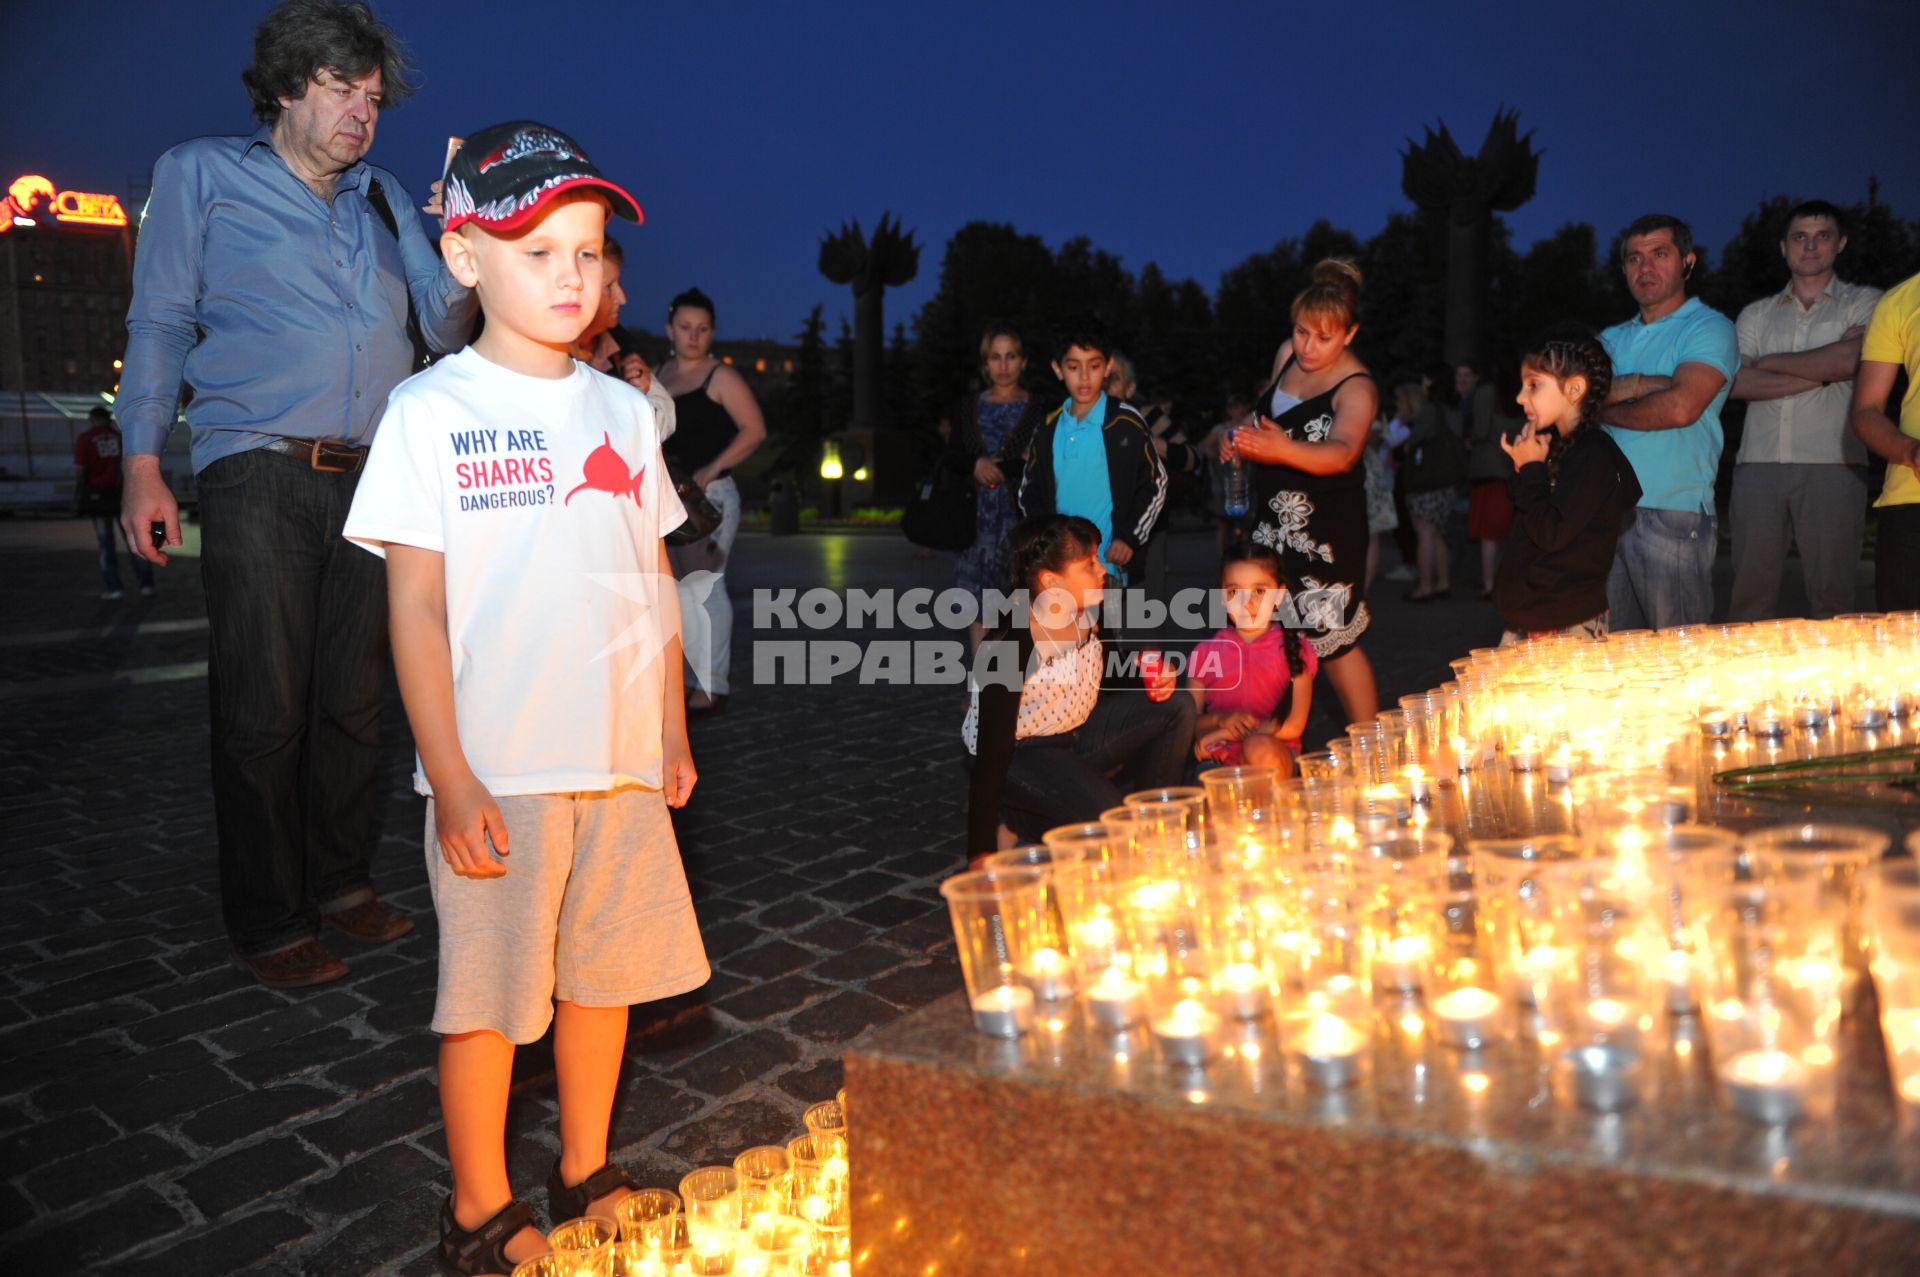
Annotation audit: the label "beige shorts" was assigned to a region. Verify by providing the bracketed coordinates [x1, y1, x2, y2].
[425, 786, 710, 1044]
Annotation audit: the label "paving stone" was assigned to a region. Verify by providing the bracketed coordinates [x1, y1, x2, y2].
[300, 1141, 441, 1217]
[8, 1185, 187, 1269]
[722, 870, 819, 905]
[137, 1207, 312, 1274]
[846, 894, 940, 928]
[607, 1074, 709, 1151]
[302, 1180, 444, 1277]
[14, 957, 179, 1015]
[34, 1038, 238, 1131]
[713, 973, 834, 1023]
[324, 1032, 438, 1095]
[773, 1056, 846, 1104]
[786, 991, 899, 1044]
[867, 959, 965, 1011]
[123, 984, 287, 1048]
[659, 1095, 800, 1164]
[809, 942, 914, 984]
[721, 938, 816, 980]
[179, 1083, 341, 1151]
[207, 990, 367, 1057]
[224, 1024, 372, 1087]
[664, 1030, 802, 1097]
[23, 1130, 190, 1209]
[298, 1075, 440, 1160]
[754, 896, 826, 928]
[805, 870, 909, 904]
[790, 918, 876, 953]
[178, 1134, 329, 1217]
[0, 1182, 34, 1234]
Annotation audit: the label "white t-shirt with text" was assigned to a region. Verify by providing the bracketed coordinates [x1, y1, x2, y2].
[344, 347, 686, 796]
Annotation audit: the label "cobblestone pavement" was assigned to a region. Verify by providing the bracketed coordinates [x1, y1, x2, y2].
[1, 510, 1777, 1273]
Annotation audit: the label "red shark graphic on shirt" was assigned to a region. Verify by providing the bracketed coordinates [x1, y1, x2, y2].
[565, 433, 644, 506]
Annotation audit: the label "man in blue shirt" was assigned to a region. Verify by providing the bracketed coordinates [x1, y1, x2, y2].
[118, 1, 475, 989]
[1598, 214, 1739, 629]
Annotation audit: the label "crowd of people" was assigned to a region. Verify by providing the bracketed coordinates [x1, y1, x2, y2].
[953, 204, 1920, 860]
[84, 0, 1920, 1269]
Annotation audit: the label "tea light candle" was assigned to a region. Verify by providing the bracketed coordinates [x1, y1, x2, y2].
[1697, 707, 1733, 739]
[1508, 735, 1542, 772]
[1851, 697, 1889, 730]
[970, 984, 1035, 1037]
[1403, 764, 1433, 804]
[1545, 745, 1575, 785]
[1085, 965, 1147, 1031]
[1431, 985, 1501, 1049]
[1752, 704, 1788, 737]
[1509, 944, 1564, 1006]
[1018, 947, 1077, 1002]
[1449, 733, 1471, 773]
[1072, 916, 1119, 968]
[1560, 1043, 1643, 1112]
[1888, 687, 1916, 719]
[1152, 997, 1221, 1067]
[1216, 961, 1271, 1019]
[1720, 1048, 1808, 1124]
[1374, 934, 1429, 994]
[1662, 947, 1695, 1014]
[1793, 699, 1828, 729]
[1293, 1012, 1365, 1089]
[1583, 996, 1644, 1050]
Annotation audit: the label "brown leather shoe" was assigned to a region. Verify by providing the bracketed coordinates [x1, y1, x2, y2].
[231, 939, 348, 989]
[320, 897, 416, 944]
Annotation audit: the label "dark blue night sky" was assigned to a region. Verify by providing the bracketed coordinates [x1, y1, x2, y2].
[5, 0, 1915, 339]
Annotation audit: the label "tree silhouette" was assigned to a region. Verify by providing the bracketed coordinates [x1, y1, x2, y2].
[1401, 109, 1540, 366]
[818, 213, 921, 430]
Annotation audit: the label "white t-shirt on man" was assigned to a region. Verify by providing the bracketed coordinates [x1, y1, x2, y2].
[344, 347, 686, 796]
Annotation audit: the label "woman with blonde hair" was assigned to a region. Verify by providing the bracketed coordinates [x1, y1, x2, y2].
[1222, 259, 1380, 729]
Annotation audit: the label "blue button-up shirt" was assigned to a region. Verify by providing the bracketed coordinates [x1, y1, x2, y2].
[120, 127, 475, 472]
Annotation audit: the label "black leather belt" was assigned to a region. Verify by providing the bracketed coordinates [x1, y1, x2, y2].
[257, 436, 368, 473]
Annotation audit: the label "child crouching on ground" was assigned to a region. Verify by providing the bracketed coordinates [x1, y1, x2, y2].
[1188, 543, 1315, 774]
[343, 121, 708, 1274]
[1492, 335, 1643, 644]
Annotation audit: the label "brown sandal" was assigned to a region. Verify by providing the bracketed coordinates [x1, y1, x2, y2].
[438, 1196, 538, 1275]
[547, 1158, 639, 1223]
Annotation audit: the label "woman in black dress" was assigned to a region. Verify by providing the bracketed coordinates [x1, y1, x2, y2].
[1222, 259, 1380, 729]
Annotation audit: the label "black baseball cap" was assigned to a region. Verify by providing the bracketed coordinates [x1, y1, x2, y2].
[442, 120, 642, 232]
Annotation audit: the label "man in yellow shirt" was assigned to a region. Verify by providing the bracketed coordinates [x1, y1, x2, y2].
[1850, 271, 1920, 609]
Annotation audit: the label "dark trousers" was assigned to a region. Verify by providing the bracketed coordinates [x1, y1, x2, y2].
[1001, 690, 1197, 843]
[1876, 503, 1920, 612]
[197, 449, 387, 955]
[91, 513, 154, 593]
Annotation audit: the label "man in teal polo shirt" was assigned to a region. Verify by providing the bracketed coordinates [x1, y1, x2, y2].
[1598, 214, 1740, 628]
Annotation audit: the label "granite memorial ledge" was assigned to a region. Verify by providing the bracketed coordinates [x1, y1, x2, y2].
[844, 987, 1920, 1276]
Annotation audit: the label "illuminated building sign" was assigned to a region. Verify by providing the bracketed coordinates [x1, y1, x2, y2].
[1, 175, 128, 232]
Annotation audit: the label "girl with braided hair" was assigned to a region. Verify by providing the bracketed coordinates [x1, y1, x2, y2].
[1492, 335, 1644, 644]
[1187, 543, 1316, 774]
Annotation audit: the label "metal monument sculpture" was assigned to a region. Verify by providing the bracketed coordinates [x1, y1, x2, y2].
[1401, 109, 1540, 367]
[819, 213, 921, 430]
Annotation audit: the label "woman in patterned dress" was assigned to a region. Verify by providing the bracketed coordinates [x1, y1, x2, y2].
[1222, 259, 1381, 730]
[948, 324, 1049, 647]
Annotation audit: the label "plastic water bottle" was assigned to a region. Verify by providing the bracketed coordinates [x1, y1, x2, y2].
[1224, 450, 1250, 517]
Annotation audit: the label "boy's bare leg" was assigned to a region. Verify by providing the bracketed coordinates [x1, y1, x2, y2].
[555, 1000, 631, 1216]
[441, 1030, 547, 1261]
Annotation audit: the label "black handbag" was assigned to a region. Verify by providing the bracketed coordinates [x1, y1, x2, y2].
[666, 463, 724, 546]
[902, 464, 976, 552]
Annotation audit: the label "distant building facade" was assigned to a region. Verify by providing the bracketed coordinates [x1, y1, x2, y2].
[0, 173, 133, 393]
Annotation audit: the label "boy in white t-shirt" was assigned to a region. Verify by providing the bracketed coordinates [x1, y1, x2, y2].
[343, 121, 707, 1273]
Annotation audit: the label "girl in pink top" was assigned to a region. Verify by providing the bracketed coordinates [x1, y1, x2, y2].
[1188, 543, 1317, 774]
